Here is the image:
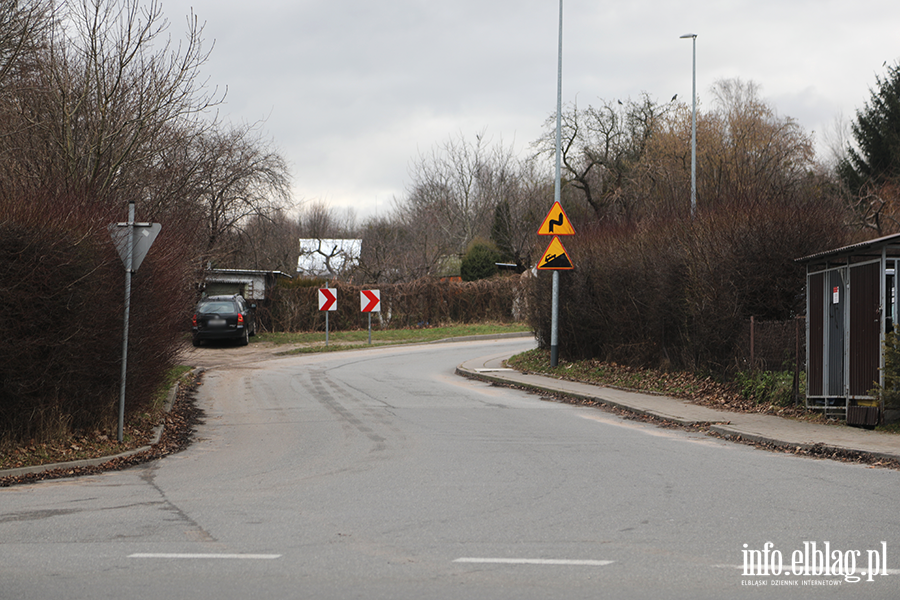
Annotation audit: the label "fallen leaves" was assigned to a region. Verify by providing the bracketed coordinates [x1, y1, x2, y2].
[509, 349, 814, 419]
[0, 373, 204, 488]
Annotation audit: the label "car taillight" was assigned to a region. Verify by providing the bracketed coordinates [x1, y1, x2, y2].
[192, 314, 197, 327]
[238, 313, 244, 324]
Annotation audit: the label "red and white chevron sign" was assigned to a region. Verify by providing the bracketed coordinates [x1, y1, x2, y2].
[360, 289, 381, 313]
[318, 288, 337, 311]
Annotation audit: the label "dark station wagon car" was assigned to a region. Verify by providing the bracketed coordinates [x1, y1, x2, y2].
[191, 294, 257, 346]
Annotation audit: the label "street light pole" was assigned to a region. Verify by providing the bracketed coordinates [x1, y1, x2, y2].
[550, 0, 563, 367]
[680, 33, 697, 218]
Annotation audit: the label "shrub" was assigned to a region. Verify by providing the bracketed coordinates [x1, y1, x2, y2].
[0, 191, 198, 444]
[735, 370, 797, 407]
[871, 326, 900, 410]
[525, 196, 848, 373]
[460, 242, 501, 281]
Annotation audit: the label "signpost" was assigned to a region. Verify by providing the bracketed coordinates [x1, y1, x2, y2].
[360, 290, 381, 344]
[318, 288, 337, 346]
[108, 201, 160, 443]
[547, 0, 566, 367]
[537, 201, 575, 367]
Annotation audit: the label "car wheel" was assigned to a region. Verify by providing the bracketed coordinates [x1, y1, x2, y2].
[239, 327, 249, 346]
[192, 336, 202, 348]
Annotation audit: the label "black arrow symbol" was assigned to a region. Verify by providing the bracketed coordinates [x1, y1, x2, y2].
[548, 213, 564, 233]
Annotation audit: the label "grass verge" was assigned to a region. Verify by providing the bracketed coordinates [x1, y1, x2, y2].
[259, 322, 531, 353]
[507, 348, 816, 419]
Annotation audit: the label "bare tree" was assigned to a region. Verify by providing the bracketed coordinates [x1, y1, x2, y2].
[628, 78, 821, 219]
[406, 130, 519, 254]
[844, 182, 900, 236]
[218, 208, 302, 272]
[297, 199, 357, 239]
[0, 0, 52, 86]
[356, 214, 402, 283]
[489, 157, 550, 269]
[22, 0, 220, 198]
[189, 123, 292, 266]
[703, 78, 815, 209]
[535, 94, 669, 221]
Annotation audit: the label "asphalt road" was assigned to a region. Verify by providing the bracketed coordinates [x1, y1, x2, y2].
[1, 338, 898, 599]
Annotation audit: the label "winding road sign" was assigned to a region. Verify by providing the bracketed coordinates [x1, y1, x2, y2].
[537, 202, 575, 236]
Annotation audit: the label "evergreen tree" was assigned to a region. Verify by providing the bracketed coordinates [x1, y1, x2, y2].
[840, 63, 900, 194]
[489, 200, 515, 263]
[460, 242, 501, 281]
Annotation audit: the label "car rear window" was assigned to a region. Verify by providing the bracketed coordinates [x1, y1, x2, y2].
[199, 301, 236, 314]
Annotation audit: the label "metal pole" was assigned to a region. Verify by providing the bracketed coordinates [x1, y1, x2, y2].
[551, 272, 560, 366]
[325, 311, 329, 347]
[368, 312, 372, 345]
[690, 34, 697, 218]
[550, 0, 563, 367]
[117, 200, 135, 443]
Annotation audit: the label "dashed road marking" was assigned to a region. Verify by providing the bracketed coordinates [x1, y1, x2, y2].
[129, 553, 281, 560]
[454, 557, 614, 566]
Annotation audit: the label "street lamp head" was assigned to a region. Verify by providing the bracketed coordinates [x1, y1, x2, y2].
[680, 33, 697, 39]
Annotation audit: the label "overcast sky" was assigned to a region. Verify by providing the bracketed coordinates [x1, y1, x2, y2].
[160, 0, 900, 219]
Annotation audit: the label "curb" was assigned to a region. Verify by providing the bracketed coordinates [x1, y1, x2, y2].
[0, 371, 191, 479]
[430, 331, 534, 344]
[457, 365, 900, 465]
[455, 365, 727, 427]
[708, 424, 900, 463]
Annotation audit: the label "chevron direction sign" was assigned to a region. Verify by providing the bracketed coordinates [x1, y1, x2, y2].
[318, 288, 337, 311]
[361, 290, 381, 312]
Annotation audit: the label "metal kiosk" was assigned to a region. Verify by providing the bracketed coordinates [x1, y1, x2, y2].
[797, 233, 900, 426]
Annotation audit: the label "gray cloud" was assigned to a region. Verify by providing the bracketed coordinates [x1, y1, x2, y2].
[162, 0, 900, 216]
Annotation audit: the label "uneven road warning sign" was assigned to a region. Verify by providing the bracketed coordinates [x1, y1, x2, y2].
[537, 201, 575, 236]
[537, 236, 574, 270]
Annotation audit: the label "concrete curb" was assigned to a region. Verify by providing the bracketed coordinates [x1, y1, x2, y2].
[457, 363, 900, 465]
[707, 424, 900, 463]
[0, 371, 191, 479]
[454, 365, 728, 428]
[429, 331, 534, 344]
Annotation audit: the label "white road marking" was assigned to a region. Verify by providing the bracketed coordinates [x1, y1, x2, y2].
[129, 553, 281, 560]
[454, 558, 614, 566]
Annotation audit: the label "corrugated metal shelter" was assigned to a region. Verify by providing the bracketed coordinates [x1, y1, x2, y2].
[203, 269, 292, 301]
[796, 233, 900, 423]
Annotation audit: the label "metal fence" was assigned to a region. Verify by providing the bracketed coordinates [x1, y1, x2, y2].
[734, 316, 806, 404]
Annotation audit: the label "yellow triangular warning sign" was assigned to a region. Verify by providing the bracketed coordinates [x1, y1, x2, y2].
[537, 202, 575, 236]
[537, 236, 574, 270]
